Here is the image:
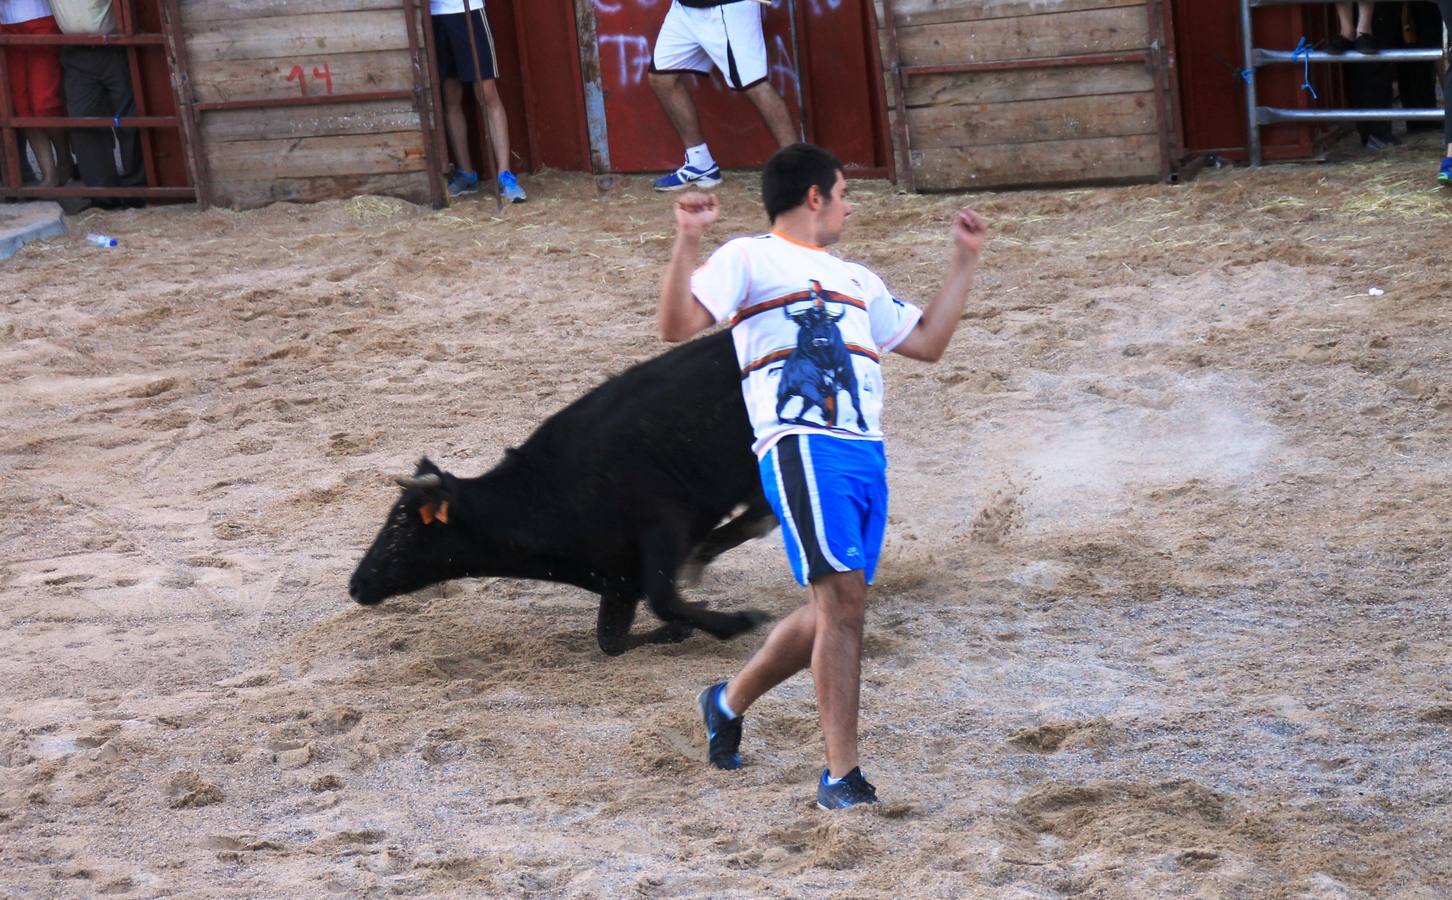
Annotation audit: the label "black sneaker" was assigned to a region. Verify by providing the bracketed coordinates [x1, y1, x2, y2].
[1328, 33, 1353, 54]
[1354, 32, 1378, 54]
[697, 682, 743, 770]
[816, 767, 879, 810]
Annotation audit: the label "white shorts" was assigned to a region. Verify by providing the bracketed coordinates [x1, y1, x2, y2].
[651, 1, 769, 91]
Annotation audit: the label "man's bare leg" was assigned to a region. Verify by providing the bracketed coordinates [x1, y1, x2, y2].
[744, 81, 800, 148]
[724, 601, 816, 715]
[476, 78, 512, 175]
[649, 71, 706, 149]
[442, 78, 474, 173]
[809, 570, 867, 777]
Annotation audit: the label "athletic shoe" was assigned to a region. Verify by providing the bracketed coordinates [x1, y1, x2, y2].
[697, 681, 743, 770]
[654, 163, 723, 192]
[1439, 157, 1452, 184]
[499, 170, 527, 203]
[1354, 32, 1378, 54]
[1327, 34, 1353, 54]
[816, 767, 879, 810]
[448, 169, 479, 197]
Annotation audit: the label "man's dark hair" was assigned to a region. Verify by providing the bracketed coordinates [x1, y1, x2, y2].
[762, 143, 843, 223]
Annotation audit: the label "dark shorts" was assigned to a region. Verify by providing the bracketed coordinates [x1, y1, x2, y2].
[433, 9, 499, 82]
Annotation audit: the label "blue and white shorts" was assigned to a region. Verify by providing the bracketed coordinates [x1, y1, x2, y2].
[759, 434, 888, 587]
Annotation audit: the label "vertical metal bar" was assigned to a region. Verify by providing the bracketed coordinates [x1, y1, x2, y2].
[881, 0, 914, 191]
[571, 0, 611, 179]
[862, 0, 897, 181]
[785, 0, 808, 142]
[459, 0, 502, 209]
[509, 0, 537, 171]
[120, 0, 160, 189]
[1145, 0, 1172, 181]
[402, 0, 445, 209]
[1240, 0, 1262, 165]
[417, 2, 450, 192]
[158, 0, 208, 208]
[1159, 0, 1186, 166]
[0, 38, 22, 194]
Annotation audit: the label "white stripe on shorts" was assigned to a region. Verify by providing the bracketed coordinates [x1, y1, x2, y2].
[798, 438, 850, 573]
[771, 448, 810, 574]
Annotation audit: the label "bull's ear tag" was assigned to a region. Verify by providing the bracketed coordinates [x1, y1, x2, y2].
[418, 501, 450, 525]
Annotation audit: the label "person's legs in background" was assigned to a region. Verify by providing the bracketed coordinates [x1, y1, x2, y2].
[1438, 0, 1452, 180]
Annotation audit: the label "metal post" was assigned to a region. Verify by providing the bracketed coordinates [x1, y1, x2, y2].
[460, 0, 502, 210]
[1241, 0, 1261, 166]
[402, 0, 446, 209]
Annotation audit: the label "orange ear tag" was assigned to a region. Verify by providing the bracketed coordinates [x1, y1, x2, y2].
[418, 501, 450, 525]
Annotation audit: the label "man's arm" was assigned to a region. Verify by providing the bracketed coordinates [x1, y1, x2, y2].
[658, 192, 721, 342]
[892, 208, 988, 363]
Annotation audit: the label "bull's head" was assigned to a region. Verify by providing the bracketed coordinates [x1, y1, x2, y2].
[348, 457, 475, 605]
[785, 299, 845, 349]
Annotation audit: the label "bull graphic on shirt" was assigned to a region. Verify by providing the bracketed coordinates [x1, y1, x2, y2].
[775, 280, 870, 432]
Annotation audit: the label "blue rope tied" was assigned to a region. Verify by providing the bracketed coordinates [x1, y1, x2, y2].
[1238, 67, 1254, 85]
[113, 115, 121, 128]
[1292, 36, 1319, 100]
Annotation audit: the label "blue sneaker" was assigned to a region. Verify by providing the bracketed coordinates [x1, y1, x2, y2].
[1439, 157, 1452, 185]
[654, 163, 722, 192]
[499, 170, 527, 203]
[816, 767, 879, 810]
[697, 681, 743, 770]
[447, 169, 479, 197]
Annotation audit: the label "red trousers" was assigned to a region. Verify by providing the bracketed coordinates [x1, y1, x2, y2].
[2, 15, 64, 118]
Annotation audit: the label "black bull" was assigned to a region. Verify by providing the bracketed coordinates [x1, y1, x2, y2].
[348, 330, 779, 655]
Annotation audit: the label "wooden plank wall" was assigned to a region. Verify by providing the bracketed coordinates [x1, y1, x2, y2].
[876, 0, 1165, 191]
[179, 0, 430, 208]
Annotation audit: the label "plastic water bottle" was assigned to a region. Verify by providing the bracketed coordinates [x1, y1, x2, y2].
[86, 233, 118, 248]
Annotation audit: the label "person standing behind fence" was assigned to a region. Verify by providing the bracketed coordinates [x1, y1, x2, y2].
[647, 0, 799, 191]
[430, 0, 525, 202]
[1330, 3, 1378, 53]
[49, 0, 141, 205]
[0, 0, 73, 187]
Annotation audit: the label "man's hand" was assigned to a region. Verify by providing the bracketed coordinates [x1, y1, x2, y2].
[951, 208, 988, 261]
[675, 192, 720, 237]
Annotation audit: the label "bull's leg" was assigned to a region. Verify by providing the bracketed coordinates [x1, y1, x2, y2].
[596, 590, 695, 655]
[841, 369, 869, 432]
[641, 523, 768, 640]
[679, 494, 778, 587]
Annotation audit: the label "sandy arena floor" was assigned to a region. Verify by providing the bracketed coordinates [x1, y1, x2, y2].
[2, 142, 1451, 898]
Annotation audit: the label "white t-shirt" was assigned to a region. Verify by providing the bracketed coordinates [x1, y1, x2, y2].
[692, 232, 922, 457]
[1, 0, 54, 25]
[430, 0, 483, 14]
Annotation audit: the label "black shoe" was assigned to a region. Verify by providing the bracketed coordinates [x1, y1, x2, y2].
[1354, 32, 1378, 54]
[697, 682, 743, 770]
[1328, 33, 1354, 54]
[816, 767, 879, 810]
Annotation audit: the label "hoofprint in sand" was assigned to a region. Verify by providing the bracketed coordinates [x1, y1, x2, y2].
[2, 150, 1449, 897]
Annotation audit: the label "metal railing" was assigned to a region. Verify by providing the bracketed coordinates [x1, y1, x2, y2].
[1241, 0, 1448, 165]
[0, 0, 193, 201]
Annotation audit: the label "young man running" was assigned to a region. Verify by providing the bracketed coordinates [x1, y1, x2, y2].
[647, 0, 798, 191]
[658, 143, 988, 808]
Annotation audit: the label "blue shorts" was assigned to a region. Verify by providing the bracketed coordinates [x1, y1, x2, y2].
[433, 9, 499, 82]
[759, 434, 888, 587]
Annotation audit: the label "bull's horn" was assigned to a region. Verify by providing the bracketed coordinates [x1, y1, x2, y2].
[395, 473, 442, 490]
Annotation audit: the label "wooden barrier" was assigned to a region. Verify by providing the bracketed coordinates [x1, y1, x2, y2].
[177, 0, 434, 208]
[877, 0, 1176, 191]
